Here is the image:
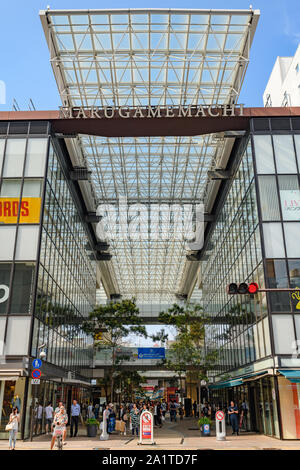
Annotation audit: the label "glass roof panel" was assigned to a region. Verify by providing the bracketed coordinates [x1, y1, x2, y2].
[43, 8, 257, 303]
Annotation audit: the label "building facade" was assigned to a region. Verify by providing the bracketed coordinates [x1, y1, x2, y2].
[0, 121, 96, 439]
[263, 44, 300, 107]
[204, 115, 300, 439]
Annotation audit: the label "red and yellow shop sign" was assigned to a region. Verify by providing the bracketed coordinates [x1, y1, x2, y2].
[0, 197, 41, 224]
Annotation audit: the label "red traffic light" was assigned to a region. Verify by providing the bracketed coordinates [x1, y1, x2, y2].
[226, 282, 259, 295]
[248, 282, 259, 294]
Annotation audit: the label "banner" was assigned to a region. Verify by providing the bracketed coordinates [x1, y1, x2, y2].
[0, 197, 41, 224]
[137, 348, 165, 360]
[280, 190, 300, 221]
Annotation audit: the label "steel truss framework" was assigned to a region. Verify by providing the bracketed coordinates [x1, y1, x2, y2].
[41, 8, 259, 303]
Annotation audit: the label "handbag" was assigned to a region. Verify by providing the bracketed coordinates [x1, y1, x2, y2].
[5, 422, 13, 431]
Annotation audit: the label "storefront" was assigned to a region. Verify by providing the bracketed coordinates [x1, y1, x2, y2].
[210, 374, 280, 438]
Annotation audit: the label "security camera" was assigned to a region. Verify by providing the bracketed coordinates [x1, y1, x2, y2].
[40, 350, 46, 360]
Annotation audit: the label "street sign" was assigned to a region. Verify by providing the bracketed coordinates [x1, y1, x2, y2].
[32, 369, 41, 379]
[139, 410, 155, 445]
[32, 358, 42, 369]
[216, 410, 226, 441]
[31, 379, 40, 385]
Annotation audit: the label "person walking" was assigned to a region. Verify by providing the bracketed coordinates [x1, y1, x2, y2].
[7, 407, 20, 450]
[228, 400, 239, 435]
[87, 403, 94, 419]
[94, 403, 100, 420]
[130, 403, 140, 437]
[45, 401, 54, 435]
[70, 399, 81, 437]
[169, 400, 177, 422]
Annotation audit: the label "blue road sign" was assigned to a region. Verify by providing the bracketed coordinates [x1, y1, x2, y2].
[137, 348, 165, 360]
[32, 358, 42, 369]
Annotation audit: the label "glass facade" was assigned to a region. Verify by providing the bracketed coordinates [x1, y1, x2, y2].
[205, 119, 300, 439]
[32, 141, 95, 373]
[203, 141, 270, 377]
[0, 122, 96, 438]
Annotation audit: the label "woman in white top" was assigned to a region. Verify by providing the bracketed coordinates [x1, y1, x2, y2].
[8, 407, 20, 450]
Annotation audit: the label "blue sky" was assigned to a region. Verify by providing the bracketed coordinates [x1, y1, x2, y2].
[0, 0, 300, 110]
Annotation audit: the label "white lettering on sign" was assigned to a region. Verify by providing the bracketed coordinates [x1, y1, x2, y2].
[0, 285, 9, 304]
[59, 104, 245, 119]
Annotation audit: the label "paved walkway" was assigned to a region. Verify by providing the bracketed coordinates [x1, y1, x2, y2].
[1, 417, 300, 450]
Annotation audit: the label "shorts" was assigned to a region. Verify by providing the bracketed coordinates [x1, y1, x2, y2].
[46, 418, 52, 426]
[52, 426, 65, 437]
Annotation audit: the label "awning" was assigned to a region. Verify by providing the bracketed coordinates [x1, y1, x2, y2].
[209, 371, 268, 389]
[278, 370, 300, 383]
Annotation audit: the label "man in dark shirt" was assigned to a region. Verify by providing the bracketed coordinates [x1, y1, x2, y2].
[228, 401, 239, 435]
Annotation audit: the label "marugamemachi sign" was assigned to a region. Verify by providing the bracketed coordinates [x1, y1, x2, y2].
[59, 104, 245, 119]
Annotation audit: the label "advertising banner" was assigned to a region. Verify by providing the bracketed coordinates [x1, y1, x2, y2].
[280, 190, 300, 220]
[0, 197, 41, 224]
[137, 348, 165, 360]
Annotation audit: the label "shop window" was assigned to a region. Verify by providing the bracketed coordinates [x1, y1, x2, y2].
[253, 135, 275, 174]
[263, 223, 285, 258]
[0, 227, 16, 261]
[272, 314, 295, 354]
[283, 223, 300, 258]
[24, 138, 48, 177]
[15, 226, 39, 260]
[10, 263, 35, 314]
[273, 135, 297, 174]
[2, 139, 26, 177]
[258, 176, 280, 221]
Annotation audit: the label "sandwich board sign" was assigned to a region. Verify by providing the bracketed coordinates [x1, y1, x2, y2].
[138, 410, 155, 445]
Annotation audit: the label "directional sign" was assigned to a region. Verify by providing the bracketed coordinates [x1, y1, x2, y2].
[31, 379, 40, 385]
[32, 369, 41, 379]
[32, 358, 42, 369]
[216, 410, 225, 421]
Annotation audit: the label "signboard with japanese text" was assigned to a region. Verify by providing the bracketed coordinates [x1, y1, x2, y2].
[280, 190, 300, 221]
[137, 348, 165, 360]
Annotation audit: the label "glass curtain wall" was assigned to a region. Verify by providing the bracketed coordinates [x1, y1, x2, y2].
[253, 132, 300, 357]
[32, 140, 96, 376]
[203, 140, 270, 380]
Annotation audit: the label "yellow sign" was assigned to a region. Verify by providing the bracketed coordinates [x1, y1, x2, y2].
[0, 198, 41, 224]
[291, 287, 300, 310]
[94, 332, 103, 341]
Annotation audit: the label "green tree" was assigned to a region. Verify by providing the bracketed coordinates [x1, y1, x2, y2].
[83, 299, 147, 402]
[158, 303, 218, 404]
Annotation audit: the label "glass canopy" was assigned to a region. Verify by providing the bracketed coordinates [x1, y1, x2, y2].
[41, 9, 259, 303]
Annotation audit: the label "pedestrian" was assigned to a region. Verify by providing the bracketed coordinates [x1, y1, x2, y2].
[7, 407, 20, 450]
[169, 400, 177, 422]
[179, 404, 184, 420]
[87, 403, 94, 419]
[94, 403, 100, 420]
[193, 401, 197, 418]
[51, 405, 68, 450]
[130, 403, 140, 437]
[45, 401, 54, 435]
[34, 402, 43, 434]
[228, 400, 239, 435]
[108, 404, 116, 433]
[70, 399, 81, 437]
